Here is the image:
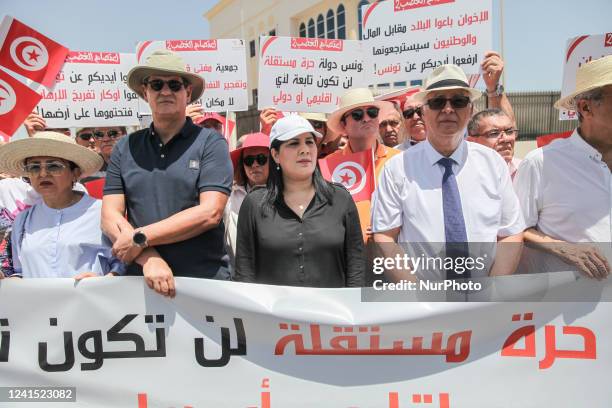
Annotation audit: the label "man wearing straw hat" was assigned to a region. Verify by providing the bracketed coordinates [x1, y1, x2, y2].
[101, 50, 233, 297]
[514, 55, 612, 279]
[326, 88, 401, 240]
[371, 64, 524, 281]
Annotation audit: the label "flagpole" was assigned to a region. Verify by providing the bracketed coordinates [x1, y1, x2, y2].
[500, 0, 506, 88]
[371, 143, 377, 190]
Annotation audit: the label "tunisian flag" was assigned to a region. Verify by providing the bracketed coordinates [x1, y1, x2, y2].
[0, 16, 69, 88]
[319, 149, 374, 203]
[0, 68, 42, 137]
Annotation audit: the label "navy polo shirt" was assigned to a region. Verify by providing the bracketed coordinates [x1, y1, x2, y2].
[103, 117, 233, 278]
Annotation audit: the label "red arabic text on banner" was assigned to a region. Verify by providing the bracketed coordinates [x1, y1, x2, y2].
[0, 68, 42, 137]
[319, 149, 374, 203]
[0, 16, 69, 88]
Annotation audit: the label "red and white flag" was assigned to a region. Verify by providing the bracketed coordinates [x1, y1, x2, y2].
[0, 16, 69, 88]
[319, 149, 375, 203]
[0, 68, 42, 137]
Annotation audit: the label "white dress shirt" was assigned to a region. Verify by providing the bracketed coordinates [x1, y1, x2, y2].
[372, 139, 525, 242]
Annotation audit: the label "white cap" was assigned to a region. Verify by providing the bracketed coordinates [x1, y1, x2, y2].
[269, 115, 323, 145]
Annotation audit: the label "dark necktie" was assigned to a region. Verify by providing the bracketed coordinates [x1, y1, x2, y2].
[438, 157, 470, 280]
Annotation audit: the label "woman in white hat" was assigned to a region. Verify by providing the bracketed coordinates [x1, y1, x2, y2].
[234, 115, 365, 287]
[0, 132, 124, 279]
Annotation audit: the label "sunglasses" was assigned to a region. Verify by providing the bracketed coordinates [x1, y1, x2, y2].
[426, 95, 471, 110]
[23, 162, 68, 176]
[94, 130, 123, 140]
[379, 119, 400, 128]
[144, 79, 188, 92]
[243, 154, 268, 167]
[342, 106, 379, 122]
[402, 106, 422, 119]
[309, 120, 326, 130]
[78, 133, 93, 141]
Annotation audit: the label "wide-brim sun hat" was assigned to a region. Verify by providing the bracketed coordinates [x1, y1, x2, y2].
[554, 55, 612, 110]
[412, 64, 482, 105]
[0, 131, 104, 177]
[269, 115, 323, 145]
[127, 49, 204, 104]
[327, 88, 393, 134]
[230, 132, 270, 170]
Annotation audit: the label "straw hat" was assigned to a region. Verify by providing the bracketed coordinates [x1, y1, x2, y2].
[555, 55, 612, 110]
[412, 65, 481, 104]
[327, 88, 392, 134]
[298, 112, 328, 122]
[230, 132, 270, 170]
[0, 131, 103, 177]
[127, 50, 204, 104]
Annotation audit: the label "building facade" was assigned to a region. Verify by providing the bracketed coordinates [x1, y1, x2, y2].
[204, 0, 372, 106]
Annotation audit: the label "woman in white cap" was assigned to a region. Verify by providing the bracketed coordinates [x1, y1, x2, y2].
[235, 115, 365, 287]
[0, 132, 124, 279]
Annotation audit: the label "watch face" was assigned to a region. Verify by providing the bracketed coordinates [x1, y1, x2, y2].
[134, 232, 146, 245]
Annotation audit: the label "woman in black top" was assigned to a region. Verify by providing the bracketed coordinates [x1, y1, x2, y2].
[235, 115, 365, 287]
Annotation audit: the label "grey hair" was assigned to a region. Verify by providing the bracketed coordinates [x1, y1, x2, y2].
[467, 108, 508, 136]
[574, 87, 604, 122]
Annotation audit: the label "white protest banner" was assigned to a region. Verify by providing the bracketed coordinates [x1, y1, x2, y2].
[257, 36, 366, 113]
[35, 51, 139, 128]
[361, 0, 493, 86]
[0, 273, 610, 407]
[559, 33, 612, 120]
[136, 39, 248, 113]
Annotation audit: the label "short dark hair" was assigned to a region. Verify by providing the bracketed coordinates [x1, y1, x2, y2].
[467, 108, 508, 136]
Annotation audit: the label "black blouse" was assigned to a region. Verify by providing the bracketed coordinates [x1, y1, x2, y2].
[235, 184, 365, 287]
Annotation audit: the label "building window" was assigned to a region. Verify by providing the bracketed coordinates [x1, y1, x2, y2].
[299, 23, 306, 38]
[326, 9, 335, 39]
[316, 14, 325, 38]
[252, 89, 258, 106]
[337, 4, 346, 39]
[269, 29, 276, 36]
[307, 18, 315, 38]
[358, 0, 369, 40]
[249, 40, 256, 57]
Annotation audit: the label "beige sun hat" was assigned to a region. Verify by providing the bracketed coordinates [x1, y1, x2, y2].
[412, 64, 481, 104]
[127, 49, 204, 104]
[0, 131, 103, 177]
[327, 88, 393, 134]
[554, 55, 612, 110]
[298, 112, 328, 122]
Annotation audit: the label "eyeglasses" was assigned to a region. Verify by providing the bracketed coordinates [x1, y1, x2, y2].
[379, 119, 400, 128]
[426, 95, 471, 110]
[78, 133, 93, 141]
[402, 106, 422, 119]
[342, 106, 379, 122]
[243, 154, 268, 167]
[144, 79, 188, 92]
[23, 162, 68, 176]
[309, 120, 326, 130]
[94, 130, 123, 140]
[477, 128, 519, 139]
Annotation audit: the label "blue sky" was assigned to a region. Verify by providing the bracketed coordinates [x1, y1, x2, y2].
[2, 0, 610, 91]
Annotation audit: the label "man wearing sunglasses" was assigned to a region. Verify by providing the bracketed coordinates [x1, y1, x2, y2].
[372, 65, 525, 282]
[398, 92, 427, 150]
[467, 109, 521, 180]
[80, 127, 128, 185]
[102, 50, 233, 298]
[327, 88, 401, 241]
[75, 128, 97, 151]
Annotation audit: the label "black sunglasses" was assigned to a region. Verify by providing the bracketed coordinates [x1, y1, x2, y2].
[342, 106, 379, 122]
[426, 95, 471, 110]
[144, 79, 188, 92]
[94, 130, 122, 140]
[243, 154, 268, 167]
[78, 132, 93, 141]
[402, 106, 422, 119]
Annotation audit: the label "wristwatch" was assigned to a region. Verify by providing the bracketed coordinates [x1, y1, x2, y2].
[132, 230, 148, 248]
[486, 84, 504, 97]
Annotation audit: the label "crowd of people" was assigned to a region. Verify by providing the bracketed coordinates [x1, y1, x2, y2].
[0, 48, 610, 296]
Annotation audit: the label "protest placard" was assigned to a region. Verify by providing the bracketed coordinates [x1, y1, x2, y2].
[35, 51, 139, 128]
[361, 0, 493, 86]
[559, 33, 612, 120]
[136, 39, 248, 113]
[257, 36, 366, 113]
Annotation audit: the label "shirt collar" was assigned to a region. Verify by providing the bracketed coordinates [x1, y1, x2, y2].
[570, 128, 603, 161]
[40, 193, 93, 214]
[149, 117, 196, 141]
[343, 140, 389, 158]
[424, 138, 467, 167]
